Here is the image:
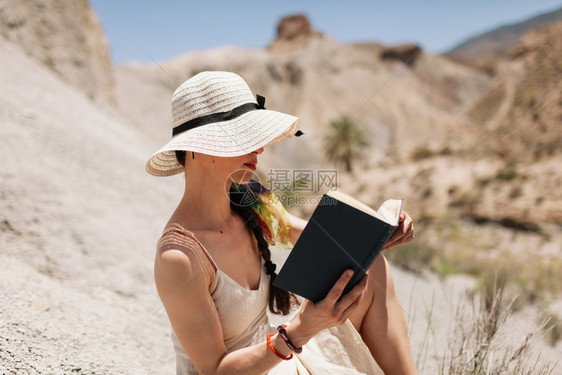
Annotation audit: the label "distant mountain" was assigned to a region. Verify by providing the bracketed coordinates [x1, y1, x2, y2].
[447, 6, 562, 59]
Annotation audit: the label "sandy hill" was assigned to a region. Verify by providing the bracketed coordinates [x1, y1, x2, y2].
[1, 4, 560, 373]
[0, 33, 181, 372]
[447, 6, 562, 59]
[452, 21, 562, 227]
[354, 21, 562, 234]
[468, 21, 562, 162]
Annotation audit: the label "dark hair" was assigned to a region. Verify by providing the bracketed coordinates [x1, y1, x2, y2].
[175, 150, 186, 166]
[176, 150, 298, 315]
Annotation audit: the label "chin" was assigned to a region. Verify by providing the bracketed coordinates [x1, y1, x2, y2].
[227, 169, 254, 185]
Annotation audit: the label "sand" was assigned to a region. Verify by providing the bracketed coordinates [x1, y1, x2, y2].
[1, 30, 560, 373]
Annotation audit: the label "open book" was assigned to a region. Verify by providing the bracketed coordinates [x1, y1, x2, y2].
[273, 190, 404, 303]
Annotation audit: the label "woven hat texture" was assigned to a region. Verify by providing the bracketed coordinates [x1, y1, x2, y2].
[146, 71, 300, 176]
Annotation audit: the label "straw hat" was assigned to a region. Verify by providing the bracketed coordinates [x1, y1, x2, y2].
[145, 71, 301, 176]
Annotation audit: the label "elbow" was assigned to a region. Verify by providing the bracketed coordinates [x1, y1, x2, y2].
[205, 351, 228, 375]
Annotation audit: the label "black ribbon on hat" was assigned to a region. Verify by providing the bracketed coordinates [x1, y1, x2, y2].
[172, 94, 304, 137]
[264, 260, 277, 275]
[172, 95, 266, 136]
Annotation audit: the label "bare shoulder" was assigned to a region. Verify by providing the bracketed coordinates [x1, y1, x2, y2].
[154, 246, 207, 301]
[154, 227, 216, 294]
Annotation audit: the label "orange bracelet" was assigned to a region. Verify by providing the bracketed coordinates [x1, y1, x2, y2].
[266, 333, 293, 360]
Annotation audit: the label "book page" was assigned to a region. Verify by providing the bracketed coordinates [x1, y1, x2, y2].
[326, 190, 403, 226]
[377, 199, 404, 226]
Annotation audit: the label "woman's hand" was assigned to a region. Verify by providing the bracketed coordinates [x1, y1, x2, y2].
[382, 210, 414, 252]
[285, 269, 368, 348]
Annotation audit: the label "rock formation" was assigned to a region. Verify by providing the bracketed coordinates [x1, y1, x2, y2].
[268, 14, 321, 53]
[0, 0, 115, 103]
[380, 43, 422, 66]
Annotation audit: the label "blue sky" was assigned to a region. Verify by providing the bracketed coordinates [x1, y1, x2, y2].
[90, 0, 562, 64]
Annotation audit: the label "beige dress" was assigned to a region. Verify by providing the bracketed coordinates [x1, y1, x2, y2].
[160, 225, 383, 375]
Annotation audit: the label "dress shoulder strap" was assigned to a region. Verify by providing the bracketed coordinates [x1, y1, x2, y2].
[158, 224, 219, 293]
[161, 225, 218, 271]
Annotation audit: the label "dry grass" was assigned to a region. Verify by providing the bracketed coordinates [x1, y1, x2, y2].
[541, 312, 562, 347]
[437, 280, 558, 374]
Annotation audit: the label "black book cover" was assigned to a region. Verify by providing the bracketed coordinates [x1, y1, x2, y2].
[273, 193, 402, 303]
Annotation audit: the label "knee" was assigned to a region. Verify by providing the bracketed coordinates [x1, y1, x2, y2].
[367, 253, 389, 280]
[365, 254, 397, 298]
[364, 255, 386, 297]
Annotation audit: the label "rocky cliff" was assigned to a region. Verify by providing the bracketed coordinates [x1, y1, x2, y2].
[268, 13, 322, 53]
[0, 0, 114, 103]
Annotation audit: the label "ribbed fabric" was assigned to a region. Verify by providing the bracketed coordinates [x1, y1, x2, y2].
[158, 226, 217, 292]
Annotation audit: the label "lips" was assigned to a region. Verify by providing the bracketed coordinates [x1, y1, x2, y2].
[243, 161, 257, 171]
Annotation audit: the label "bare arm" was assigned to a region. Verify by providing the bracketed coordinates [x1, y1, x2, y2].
[155, 246, 367, 375]
[155, 248, 286, 375]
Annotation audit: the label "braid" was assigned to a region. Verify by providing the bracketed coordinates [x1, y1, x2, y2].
[174, 151, 297, 315]
[229, 186, 299, 315]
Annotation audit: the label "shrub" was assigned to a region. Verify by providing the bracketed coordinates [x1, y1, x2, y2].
[411, 146, 435, 161]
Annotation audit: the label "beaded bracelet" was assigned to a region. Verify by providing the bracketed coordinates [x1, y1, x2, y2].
[266, 333, 293, 360]
[277, 325, 303, 354]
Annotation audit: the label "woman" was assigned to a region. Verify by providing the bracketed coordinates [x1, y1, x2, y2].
[147, 71, 416, 374]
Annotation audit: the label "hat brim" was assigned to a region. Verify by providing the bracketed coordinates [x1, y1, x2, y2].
[145, 109, 300, 176]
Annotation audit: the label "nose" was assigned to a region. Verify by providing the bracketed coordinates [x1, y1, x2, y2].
[252, 147, 264, 155]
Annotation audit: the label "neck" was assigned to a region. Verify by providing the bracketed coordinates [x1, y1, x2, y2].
[184, 186, 234, 229]
[172, 164, 238, 232]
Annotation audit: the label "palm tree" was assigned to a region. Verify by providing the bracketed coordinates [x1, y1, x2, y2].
[323, 115, 370, 172]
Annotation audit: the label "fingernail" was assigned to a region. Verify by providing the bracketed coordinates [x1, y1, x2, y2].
[347, 270, 354, 277]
